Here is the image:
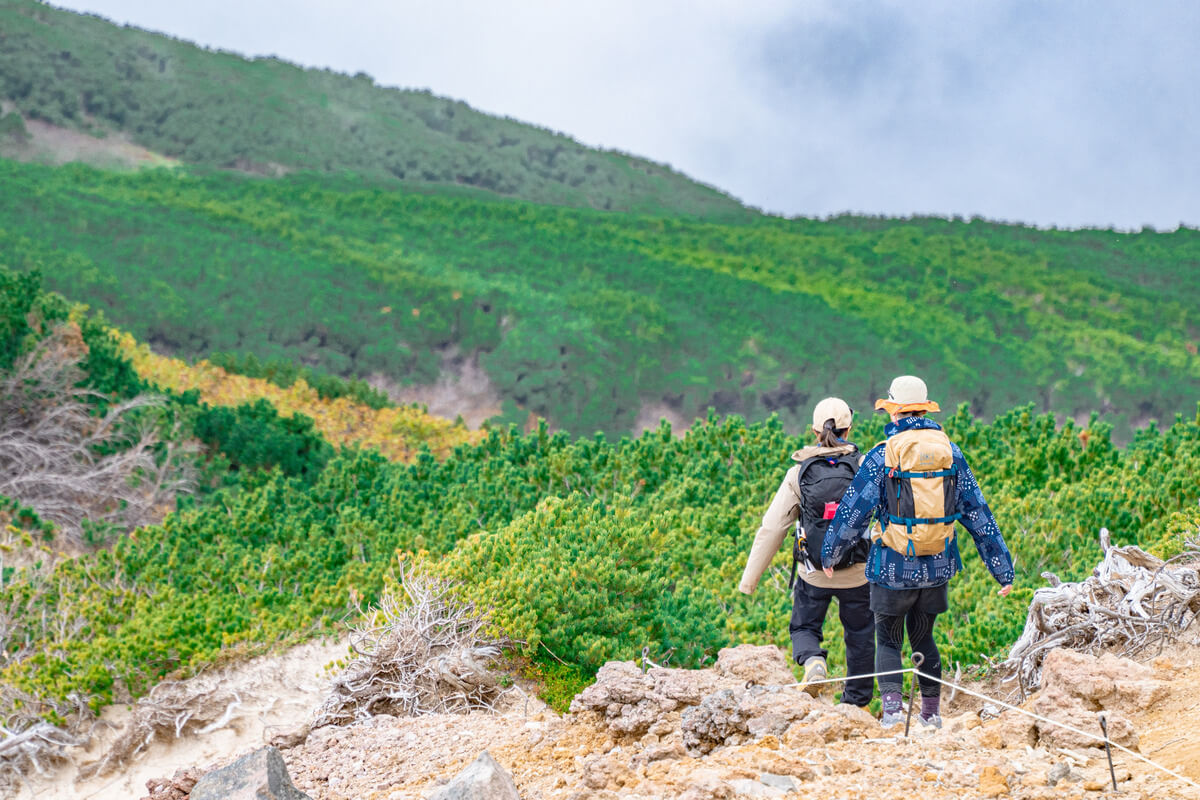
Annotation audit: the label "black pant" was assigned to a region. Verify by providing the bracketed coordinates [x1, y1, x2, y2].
[871, 583, 947, 697]
[789, 577, 875, 706]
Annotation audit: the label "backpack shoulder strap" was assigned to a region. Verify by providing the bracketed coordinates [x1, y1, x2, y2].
[793, 455, 821, 484]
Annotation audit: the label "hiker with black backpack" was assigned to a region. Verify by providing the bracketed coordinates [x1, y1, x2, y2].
[821, 375, 1014, 729]
[738, 397, 875, 708]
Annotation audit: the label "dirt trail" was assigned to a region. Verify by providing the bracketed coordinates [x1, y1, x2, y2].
[16, 637, 348, 800]
[1135, 650, 1200, 781]
[19, 632, 1200, 800]
[281, 638, 1200, 800]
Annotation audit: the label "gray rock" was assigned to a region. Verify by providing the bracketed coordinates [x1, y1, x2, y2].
[428, 751, 520, 800]
[190, 746, 310, 800]
[727, 778, 785, 798]
[681, 689, 742, 754]
[1046, 761, 1081, 787]
[759, 773, 799, 792]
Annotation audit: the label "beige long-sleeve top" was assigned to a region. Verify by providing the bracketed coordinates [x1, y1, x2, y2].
[738, 443, 867, 594]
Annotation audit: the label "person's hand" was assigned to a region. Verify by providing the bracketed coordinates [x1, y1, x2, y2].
[998, 584, 1012, 597]
[823, 567, 835, 578]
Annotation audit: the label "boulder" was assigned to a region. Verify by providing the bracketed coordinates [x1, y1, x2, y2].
[682, 689, 742, 754]
[571, 646, 798, 742]
[1038, 649, 1168, 714]
[975, 711, 1038, 750]
[189, 747, 310, 800]
[1032, 702, 1138, 751]
[652, 665, 724, 705]
[580, 753, 636, 791]
[428, 751, 520, 800]
[677, 768, 734, 800]
[681, 685, 822, 754]
[714, 645, 795, 687]
[569, 661, 663, 736]
[977, 764, 1010, 797]
[1032, 649, 1148, 750]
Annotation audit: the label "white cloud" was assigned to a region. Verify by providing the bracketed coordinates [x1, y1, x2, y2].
[50, 0, 1200, 228]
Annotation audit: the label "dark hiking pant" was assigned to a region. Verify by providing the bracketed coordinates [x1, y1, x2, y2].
[789, 577, 875, 706]
[871, 583, 947, 698]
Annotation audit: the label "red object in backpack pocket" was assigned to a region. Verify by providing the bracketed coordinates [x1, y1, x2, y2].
[823, 502, 839, 520]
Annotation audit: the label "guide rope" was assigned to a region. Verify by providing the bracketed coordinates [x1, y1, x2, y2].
[743, 657, 1198, 789]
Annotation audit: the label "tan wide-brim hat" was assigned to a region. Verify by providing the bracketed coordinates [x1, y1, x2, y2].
[811, 396, 853, 433]
[874, 375, 941, 414]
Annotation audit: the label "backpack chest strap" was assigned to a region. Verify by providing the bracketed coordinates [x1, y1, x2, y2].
[887, 512, 962, 529]
[887, 466, 957, 479]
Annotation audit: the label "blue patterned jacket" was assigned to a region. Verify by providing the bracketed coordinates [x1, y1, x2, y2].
[821, 415, 1015, 590]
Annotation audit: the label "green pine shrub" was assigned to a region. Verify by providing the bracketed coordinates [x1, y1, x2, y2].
[188, 398, 333, 482]
[207, 351, 391, 409]
[437, 494, 726, 672]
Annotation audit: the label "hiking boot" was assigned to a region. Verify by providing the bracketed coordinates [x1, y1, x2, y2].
[879, 710, 905, 729]
[918, 714, 943, 730]
[800, 656, 827, 696]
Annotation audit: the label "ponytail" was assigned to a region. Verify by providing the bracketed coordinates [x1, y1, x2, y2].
[817, 418, 848, 448]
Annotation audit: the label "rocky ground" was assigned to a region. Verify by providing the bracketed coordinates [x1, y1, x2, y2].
[22, 632, 1200, 800]
[228, 641, 1200, 798]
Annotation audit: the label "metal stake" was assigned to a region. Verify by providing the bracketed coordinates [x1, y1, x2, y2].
[1099, 713, 1118, 791]
[904, 651, 925, 738]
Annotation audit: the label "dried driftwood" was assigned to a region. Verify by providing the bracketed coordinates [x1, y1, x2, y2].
[1003, 527, 1200, 699]
[311, 568, 510, 729]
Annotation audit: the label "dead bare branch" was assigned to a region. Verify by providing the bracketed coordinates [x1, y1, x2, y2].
[0, 324, 195, 545]
[0, 686, 89, 792]
[79, 672, 238, 780]
[311, 567, 510, 729]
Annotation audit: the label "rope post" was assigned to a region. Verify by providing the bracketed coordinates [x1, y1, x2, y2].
[1099, 713, 1118, 791]
[904, 652, 925, 738]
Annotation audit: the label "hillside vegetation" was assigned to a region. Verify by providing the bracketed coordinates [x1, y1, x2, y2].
[115, 331, 479, 460]
[3, 264, 1199, 732]
[0, 158, 1197, 438]
[0, 0, 742, 217]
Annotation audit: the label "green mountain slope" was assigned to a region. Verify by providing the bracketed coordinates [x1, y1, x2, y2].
[0, 0, 744, 216]
[5, 269, 1200, 717]
[1, 158, 1197, 438]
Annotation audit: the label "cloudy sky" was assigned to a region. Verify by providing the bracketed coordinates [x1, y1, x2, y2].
[56, 0, 1199, 229]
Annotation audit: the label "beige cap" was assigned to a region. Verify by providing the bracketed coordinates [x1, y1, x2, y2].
[812, 397, 854, 433]
[874, 375, 941, 414]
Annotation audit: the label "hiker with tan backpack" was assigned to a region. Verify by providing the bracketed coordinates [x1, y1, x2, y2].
[821, 376, 1014, 728]
[738, 397, 875, 708]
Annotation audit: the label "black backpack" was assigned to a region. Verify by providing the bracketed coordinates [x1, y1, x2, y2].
[789, 451, 868, 588]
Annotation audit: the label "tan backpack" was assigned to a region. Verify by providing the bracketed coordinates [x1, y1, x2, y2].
[872, 428, 961, 556]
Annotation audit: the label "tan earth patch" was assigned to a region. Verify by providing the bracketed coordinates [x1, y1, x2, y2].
[1128, 639, 1200, 781]
[0, 111, 178, 170]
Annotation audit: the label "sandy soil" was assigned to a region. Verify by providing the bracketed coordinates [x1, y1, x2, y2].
[1133, 648, 1200, 781]
[372, 350, 502, 429]
[633, 402, 693, 436]
[16, 636, 348, 800]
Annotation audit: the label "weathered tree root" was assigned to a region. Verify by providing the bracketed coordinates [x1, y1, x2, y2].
[311, 568, 510, 729]
[1003, 528, 1200, 699]
[79, 674, 239, 780]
